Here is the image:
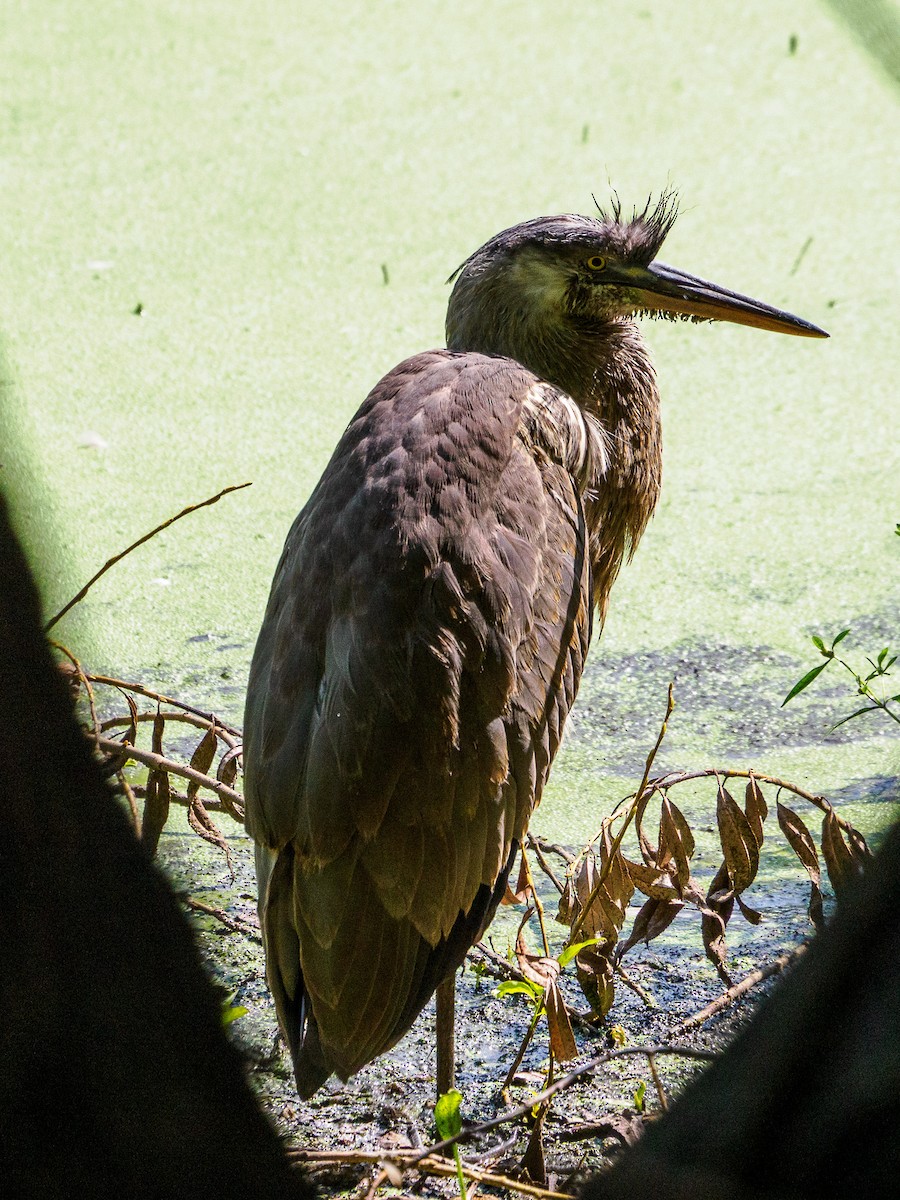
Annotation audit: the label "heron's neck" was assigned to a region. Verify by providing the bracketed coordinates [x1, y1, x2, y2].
[571, 321, 662, 619]
[453, 314, 662, 618]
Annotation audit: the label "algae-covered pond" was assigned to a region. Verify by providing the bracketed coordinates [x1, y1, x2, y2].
[2, 0, 898, 1179]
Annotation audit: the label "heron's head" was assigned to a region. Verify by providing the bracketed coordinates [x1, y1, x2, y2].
[446, 194, 827, 359]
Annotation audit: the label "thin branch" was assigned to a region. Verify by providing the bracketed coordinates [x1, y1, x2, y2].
[470, 942, 520, 982]
[614, 963, 656, 1008]
[52, 642, 101, 740]
[131, 784, 231, 813]
[647, 1052, 668, 1111]
[832, 655, 900, 727]
[602, 765, 860, 837]
[500, 996, 543, 1092]
[289, 1148, 573, 1200]
[570, 683, 675, 941]
[90, 733, 244, 820]
[529, 836, 575, 866]
[526, 835, 566, 894]
[672, 942, 807, 1035]
[59, 667, 243, 738]
[464, 1133, 520, 1165]
[650, 767, 831, 813]
[556, 1121, 638, 1144]
[100, 709, 240, 748]
[180, 896, 260, 940]
[45, 482, 252, 632]
[411, 1043, 716, 1164]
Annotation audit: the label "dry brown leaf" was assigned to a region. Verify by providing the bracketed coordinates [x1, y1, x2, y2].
[617, 895, 684, 959]
[573, 855, 597, 910]
[515, 928, 560, 989]
[567, 837, 634, 942]
[186, 724, 218, 804]
[776, 801, 820, 877]
[601, 827, 635, 912]
[141, 709, 170, 856]
[574, 944, 615, 1019]
[716, 780, 759, 894]
[142, 770, 171, 855]
[659, 796, 694, 895]
[845, 824, 872, 864]
[735, 893, 763, 925]
[102, 691, 140, 772]
[544, 980, 578, 1062]
[697, 863, 734, 987]
[745, 776, 768, 847]
[556, 877, 577, 924]
[217, 745, 240, 788]
[123, 692, 138, 747]
[624, 858, 680, 900]
[776, 800, 824, 929]
[821, 810, 866, 899]
[503, 850, 531, 904]
[635, 790, 659, 866]
[519, 1103, 547, 1186]
[187, 796, 234, 875]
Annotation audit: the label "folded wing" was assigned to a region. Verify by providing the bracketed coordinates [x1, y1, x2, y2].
[243, 349, 605, 1094]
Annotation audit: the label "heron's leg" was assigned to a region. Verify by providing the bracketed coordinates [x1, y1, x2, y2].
[435, 974, 456, 1097]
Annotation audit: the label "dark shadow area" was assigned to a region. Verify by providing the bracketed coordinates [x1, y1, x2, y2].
[822, 0, 900, 89]
[0, 487, 310, 1198]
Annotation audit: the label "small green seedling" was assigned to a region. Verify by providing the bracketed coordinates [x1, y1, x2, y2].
[783, 628, 899, 727]
[434, 1088, 467, 1200]
[220, 989, 248, 1027]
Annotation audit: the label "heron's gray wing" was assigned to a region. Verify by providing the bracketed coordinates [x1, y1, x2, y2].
[243, 349, 602, 1093]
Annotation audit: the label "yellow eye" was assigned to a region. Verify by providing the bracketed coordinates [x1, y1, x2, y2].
[586, 255, 607, 271]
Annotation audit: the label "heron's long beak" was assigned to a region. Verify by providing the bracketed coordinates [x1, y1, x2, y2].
[622, 261, 828, 338]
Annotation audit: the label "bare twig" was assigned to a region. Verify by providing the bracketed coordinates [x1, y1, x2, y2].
[470, 942, 519, 981]
[647, 1052, 668, 1111]
[100, 709, 240, 749]
[464, 1133, 520, 1165]
[412, 1044, 716, 1164]
[363, 1166, 390, 1200]
[131, 784, 232, 813]
[180, 896, 260, 940]
[570, 683, 675, 941]
[673, 943, 807, 1035]
[90, 733, 244, 820]
[648, 768, 857, 829]
[75, 669, 241, 737]
[288, 1148, 573, 1200]
[500, 1015, 540, 1095]
[527, 835, 566, 894]
[45, 482, 252, 632]
[529, 836, 575, 866]
[556, 1121, 638, 1144]
[614, 963, 656, 1008]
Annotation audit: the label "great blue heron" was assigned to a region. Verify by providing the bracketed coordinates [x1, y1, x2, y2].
[243, 196, 826, 1099]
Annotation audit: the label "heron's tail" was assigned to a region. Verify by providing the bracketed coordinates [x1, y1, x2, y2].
[257, 844, 334, 1096]
[292, 1005, 332, 1099]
